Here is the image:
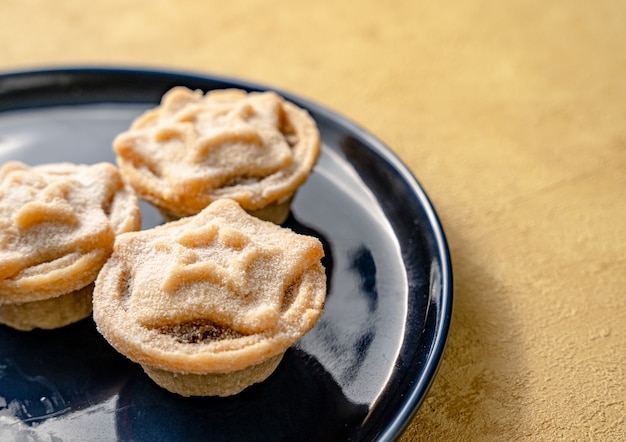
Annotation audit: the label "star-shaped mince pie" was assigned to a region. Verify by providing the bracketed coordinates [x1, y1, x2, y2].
[113, 87, 320, 223]
[93, 199, 326, 397]
[0, 161, 141, 330]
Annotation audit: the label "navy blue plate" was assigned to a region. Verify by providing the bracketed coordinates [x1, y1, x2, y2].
[0, 68, 452, 441]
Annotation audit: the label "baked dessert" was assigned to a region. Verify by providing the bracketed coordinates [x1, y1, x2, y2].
[0, 161, 141, 331]
[93, 199, 326, 397]
[113, 86, 320, 223]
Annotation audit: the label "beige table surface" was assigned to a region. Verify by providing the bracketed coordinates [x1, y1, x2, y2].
[1, 0, 625, 440]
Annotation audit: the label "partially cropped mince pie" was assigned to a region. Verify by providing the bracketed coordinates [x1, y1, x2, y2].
[0, 161, 141, 331]
[93, 199, 327, 397]
[113, 86, 321, 224]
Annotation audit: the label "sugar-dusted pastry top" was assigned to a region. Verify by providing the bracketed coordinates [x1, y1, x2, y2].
[93, 199, 326, 374]
[113, 87, 320, 218]
[0, 161, 141, 302]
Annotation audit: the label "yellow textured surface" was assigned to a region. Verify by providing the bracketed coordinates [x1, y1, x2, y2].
[1, 0, 625, 439]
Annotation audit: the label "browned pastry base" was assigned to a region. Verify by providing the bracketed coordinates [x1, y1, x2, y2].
[247, 196, 294, 224]
[142, 353, 284, 397]
[158, 196, 294, 224]
[0, 283, 93, 331]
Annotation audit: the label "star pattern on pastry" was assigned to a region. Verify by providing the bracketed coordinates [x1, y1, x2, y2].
[138, 87, 291, 173]
[12, 180, 79, 229]
[155, 221, 282, 302]
[0, 167, 81, 231]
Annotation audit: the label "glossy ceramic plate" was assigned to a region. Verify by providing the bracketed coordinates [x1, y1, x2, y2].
[0, 68, 452, 441]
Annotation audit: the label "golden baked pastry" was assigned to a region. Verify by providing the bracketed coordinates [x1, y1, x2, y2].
[113, 86, 320, 223]
[0, 161, 141, 330]
[93, 199, 326, 396]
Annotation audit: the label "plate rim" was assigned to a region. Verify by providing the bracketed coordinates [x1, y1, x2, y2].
[0, 65, 453, 441]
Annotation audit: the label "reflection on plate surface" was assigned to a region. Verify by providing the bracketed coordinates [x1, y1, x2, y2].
[0, 68, 452, 441]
